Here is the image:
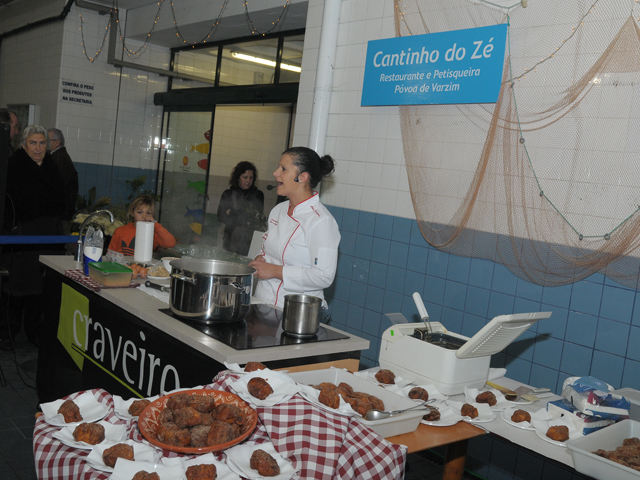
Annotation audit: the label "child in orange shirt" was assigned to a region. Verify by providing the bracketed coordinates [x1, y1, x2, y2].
[109, 195, 176, 256]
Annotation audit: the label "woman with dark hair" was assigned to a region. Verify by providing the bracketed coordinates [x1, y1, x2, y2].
[249, 146, 340, 309]
[217, 161, 265, 256]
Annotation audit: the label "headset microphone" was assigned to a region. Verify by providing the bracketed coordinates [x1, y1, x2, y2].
[294, 177, 299, 182]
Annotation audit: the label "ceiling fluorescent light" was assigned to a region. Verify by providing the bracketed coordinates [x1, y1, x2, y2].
[231, 52, 301, 73]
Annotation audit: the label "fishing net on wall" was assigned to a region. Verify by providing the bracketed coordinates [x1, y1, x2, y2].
[396, 0, 640, 288]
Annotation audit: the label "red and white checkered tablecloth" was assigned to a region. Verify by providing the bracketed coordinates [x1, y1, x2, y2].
[64, 269, 140, 293]
[34, 373, 407, 480]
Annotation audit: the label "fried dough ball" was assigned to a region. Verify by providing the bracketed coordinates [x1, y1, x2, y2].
[72, 422, 105, 445]
[172, 407, 203, 428]
[318, 388, 340, 409]
[244, 361, 267, 372]
[57, 399, 83, 423]
[375, 369, 396, 384]
[212, 404, 246, 427]
[158, 408, 174, 424]
[158, 422, 191, 447]
[199, 412, 215, 426]
[368, 394, 385, 412]
[206, 419, 240, 446]
[353, 397, 373, 417]
[187, 395, 216, 413]
[511, 409, 531, 423]
[409, 387, 429, 401]
[475, 391, 497, 406]
[546, 425, 569, 442]
[250, 449, 280, 477]
[132, 472, 160, 480]
[102, 443, 134, 468]
[423, 409, 441, 422]
[247, 377, 273, 400]
[186, 464, 217, 480]
[128, 399, 151, 417]
[461, 403, 478, 419]
[190, 425, 212, 448]
[166, 393, 191, 410]
[336, 382, 354, 397]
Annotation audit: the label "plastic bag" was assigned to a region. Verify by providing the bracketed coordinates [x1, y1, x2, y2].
[83, 226, 104, 275]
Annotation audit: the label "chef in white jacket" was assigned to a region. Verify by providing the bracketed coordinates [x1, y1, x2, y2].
[249, 146, 340, 309]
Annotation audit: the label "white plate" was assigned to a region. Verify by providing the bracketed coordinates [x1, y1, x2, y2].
[353, 369, 413, 388]
[230, 369, 301, 407]
[225, 442, 297, 480]
[86, 440, 159, 473]
[447, 400, 496, 423]
[500, 407, 535, 430]
[147, 276, 170, 283]
[464, 386, 512, 412]
[420, 403, 462, 427]
[535, 428, 568, 447]
[110, 459, 185, 480]
[40, 392, 110, 427]
[161, 453, 242, 480]
[52, 420, 127, 450]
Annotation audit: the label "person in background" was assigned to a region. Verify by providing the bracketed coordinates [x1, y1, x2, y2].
[248, 147, 340, 310]
[108, 195, 176, 256]
[0, 108, 19, 154]
[217, 161, 265, 256]
[47, 128, 79, 228]
[0, 125, 65, 351]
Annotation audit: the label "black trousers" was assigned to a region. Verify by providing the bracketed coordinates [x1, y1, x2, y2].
[0, 293, 42, 343]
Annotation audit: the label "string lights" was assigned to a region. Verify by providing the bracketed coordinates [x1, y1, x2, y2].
[78, 0, 291, 62]
[243, 0, 291, 36]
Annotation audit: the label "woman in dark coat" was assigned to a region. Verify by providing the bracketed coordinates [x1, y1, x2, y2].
[217, 161, 265, 256]
[0, 125, 65, 350]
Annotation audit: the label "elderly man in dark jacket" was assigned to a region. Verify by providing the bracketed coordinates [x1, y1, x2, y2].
[47, 128, 79, 222]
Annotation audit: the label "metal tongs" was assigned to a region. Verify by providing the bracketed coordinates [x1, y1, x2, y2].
[412, 292, 432, 341]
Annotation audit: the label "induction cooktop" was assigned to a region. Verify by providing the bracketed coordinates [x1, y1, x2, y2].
[160, 304, 348, 351]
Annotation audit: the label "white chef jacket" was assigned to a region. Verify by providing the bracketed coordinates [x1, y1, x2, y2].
[254, 192, 340, 309]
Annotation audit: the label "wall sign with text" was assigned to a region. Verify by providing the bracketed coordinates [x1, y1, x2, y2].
[60, 79, 95, 106]
[361, 24, 508, 106]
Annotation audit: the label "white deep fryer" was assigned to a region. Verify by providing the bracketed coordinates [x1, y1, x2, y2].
[379, 303, 552, 395]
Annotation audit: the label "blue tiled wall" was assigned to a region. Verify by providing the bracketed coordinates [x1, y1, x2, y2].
[325, 205, 639, 478]
[325, 205, 640, 395]
[75, 162, 158, 208]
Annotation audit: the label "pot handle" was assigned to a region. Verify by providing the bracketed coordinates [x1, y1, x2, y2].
[220, 282, 247, 294]
[170, 273, 197, 285]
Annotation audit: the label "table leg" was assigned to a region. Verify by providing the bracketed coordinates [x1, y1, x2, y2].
[442, 439, 469, 480]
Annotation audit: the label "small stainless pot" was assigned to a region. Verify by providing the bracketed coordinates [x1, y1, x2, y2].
[169, 258, 255, 323]
[282, 294, 322, 337]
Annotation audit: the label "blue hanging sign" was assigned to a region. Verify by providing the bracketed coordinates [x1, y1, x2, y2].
[361, 24, 508, 106]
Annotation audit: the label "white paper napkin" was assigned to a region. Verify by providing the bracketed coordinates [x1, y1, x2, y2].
[85, 440, 159, 472]
[53, 420, 127, 449]
[110, 458, 184, 480]
[112, 395, 159, 420]
[225, 442, 296, 480]
[230, 369, 301, 407]
[161, 453, 241, 480]
[40, 392, 108, 426]
[446, 400, 496, 422]
[353, 369, 413, 388]
[139, 284, 170, 303]
[297, 384, 358, 416]
[420, 402, 463, 427]
[389, 384, 448, 403]
[531, 409, 581, 444]
[464, 386, 510, 411]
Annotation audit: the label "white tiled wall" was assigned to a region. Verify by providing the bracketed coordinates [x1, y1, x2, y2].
[294, 0, 415, 220]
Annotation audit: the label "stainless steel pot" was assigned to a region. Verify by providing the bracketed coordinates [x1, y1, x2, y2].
[282, 294, 322, 337]
[169, 258, 255, 323]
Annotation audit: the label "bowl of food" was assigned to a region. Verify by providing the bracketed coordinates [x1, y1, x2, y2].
[138, 388, 257, 454]
[161, 257, 180, 273]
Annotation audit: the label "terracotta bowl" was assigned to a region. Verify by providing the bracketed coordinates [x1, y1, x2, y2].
[138, 388, 257, 454]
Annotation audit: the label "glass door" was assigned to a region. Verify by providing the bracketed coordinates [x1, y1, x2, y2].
[157, 105, 293, 251]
